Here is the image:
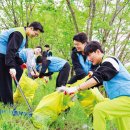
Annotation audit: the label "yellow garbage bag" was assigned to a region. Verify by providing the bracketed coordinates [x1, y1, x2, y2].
[13, 73, 38, 104]
[67, 75, 105, 115]
[32, 91, 73, 129]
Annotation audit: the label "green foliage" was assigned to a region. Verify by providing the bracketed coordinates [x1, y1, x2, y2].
[50, 101, 93, 130]
[127, 66, 130, 72]
[0, 0, 129, 63]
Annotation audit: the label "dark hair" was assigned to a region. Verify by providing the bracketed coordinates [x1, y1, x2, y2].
[84, 41, 104, 56]
[35, 46, 43, 54]
[44, 44, 50, 48]
[73, 32, 88, 44]
[36, 55, 42, 64]
[29, 22, 44, 33]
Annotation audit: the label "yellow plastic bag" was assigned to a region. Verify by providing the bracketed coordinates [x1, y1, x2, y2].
[32, 91, 73, 129]
[68, 75, 105, 115]
[32, 75, 105, 129]
[13, 73, 38, 104]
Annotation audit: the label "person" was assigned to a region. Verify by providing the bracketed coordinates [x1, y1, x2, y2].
[68, 32, 97, 84]
[58, 41, 130, 130]
[36, 55, 43, 73]
[43, 44, 53, 80]
[44, 44, 52, 57]
[15, 46, 43, 80]
[0, 21, 44, 105]
[38, 52, 70, 88]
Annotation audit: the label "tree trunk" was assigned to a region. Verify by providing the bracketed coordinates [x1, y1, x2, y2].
[66, 0, 79, 33]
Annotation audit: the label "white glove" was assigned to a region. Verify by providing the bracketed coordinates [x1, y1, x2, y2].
[57, 86, 79, 95]
[30, 71, 35, 76]
[88, 71, 93, 77]
[57, 86, 67, 92]
[9, 68, 16, 78]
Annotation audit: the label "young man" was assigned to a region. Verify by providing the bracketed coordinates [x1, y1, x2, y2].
[16, 46, 42, 80]
[58, 41, 130, 130]
[37, 52, 70, 88]
[0, 22, 44, 105]
[43, 44, 53, 80]
[68, 32, 96, 84]
[44, 44, 52, 57]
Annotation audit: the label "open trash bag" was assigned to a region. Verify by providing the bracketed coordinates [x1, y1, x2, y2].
[67, 75, 105, 115]
[32, 75, 105, 129]
[32, 91, 73, 129]
[13, 72, 38, 104]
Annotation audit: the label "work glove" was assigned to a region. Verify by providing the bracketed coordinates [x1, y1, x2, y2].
[20, 63, 27, 70]
[88, 71, 93, 77]
[9, 68, 16, 78]
[57, 86, 79, 95]
[43, 76, 49, 83]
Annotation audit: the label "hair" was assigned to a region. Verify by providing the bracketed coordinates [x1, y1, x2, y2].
[36, 55, 42, 64]
[36, 52, 48, 67]
[28, 22, 44, 33]
[35, 46, 43, 54]
[44, 44, 50, 48]
[84, 41, 104, 56]
[73, 32, 88, 44]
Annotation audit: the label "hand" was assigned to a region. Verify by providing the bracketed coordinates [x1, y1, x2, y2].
[57, 86, 79, 95]
[88, 71, 93, 77]
[30, 71, 35, 76]
[43, 76, 49, 83]
[20, 63, 27, 70]
[33, 72, 39, 78]
[9, 68, 16, 78]
[31, 71, 39, 79]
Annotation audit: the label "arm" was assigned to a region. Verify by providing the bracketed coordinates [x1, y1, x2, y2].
[26, 49, 36, 72]
[42, 72, 53, 76]
[39, 60, 51, 78]
[5, 31, 23, 68]
[71, 51, 87, 78]
[48, 51, 52, 56]
[15, 53, 24, 65]
[57, 58, 119, 94]
[78, 58, 119, 91]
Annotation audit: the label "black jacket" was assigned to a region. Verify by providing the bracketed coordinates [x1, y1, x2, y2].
[71, 47, 98, 79]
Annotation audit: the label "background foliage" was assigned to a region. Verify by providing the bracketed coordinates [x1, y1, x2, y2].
[0, 0, 130, 66]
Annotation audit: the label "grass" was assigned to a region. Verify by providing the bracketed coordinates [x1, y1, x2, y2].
[0, 73, 117, 130]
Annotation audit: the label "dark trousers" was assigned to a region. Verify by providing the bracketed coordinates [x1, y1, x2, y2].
[0, 54, 13, 104]
[56, 62, 70, 87]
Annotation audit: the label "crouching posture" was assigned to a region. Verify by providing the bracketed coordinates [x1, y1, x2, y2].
[37, 52, 70, 88]
[58, 41, 130, 130]
[15, 46, 42, 80]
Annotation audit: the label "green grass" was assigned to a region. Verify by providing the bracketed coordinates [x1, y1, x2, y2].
[0, 73, 117, 130]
